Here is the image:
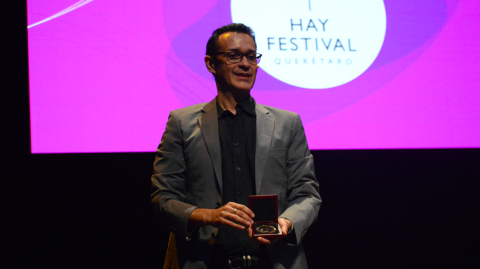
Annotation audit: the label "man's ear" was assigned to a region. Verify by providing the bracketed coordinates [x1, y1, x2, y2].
[205, 55, 216, 75]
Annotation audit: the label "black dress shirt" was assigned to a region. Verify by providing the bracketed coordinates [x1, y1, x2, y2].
[213, 96, 261, 257]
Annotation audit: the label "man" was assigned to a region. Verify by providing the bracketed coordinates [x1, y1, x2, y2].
[151, 23, 321, 269]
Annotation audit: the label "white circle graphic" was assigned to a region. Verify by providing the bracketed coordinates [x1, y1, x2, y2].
[231, 0, 387, 89]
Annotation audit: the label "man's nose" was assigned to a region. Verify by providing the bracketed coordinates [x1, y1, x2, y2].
[238, 55, 251, 68]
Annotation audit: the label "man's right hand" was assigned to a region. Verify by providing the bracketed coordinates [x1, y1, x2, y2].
[188, 202, 255, 230]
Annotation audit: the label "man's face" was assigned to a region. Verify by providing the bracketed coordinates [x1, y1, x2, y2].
[210, 32, 258, 93]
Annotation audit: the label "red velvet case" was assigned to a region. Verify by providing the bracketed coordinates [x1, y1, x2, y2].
[248, 195, 283, 240]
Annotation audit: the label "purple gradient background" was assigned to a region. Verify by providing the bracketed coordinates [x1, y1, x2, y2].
[27, 0, 480, 153]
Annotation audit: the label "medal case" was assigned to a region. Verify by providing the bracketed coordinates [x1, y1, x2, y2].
[248, 194, 283, 240]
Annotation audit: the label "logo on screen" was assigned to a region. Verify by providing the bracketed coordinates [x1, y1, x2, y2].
[231, 0, 387, 89]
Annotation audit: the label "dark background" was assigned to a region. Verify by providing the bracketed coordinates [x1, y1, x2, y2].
[5, 2, 479, 268]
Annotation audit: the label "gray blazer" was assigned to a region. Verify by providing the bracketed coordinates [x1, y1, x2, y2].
[151, 97, 321, 269]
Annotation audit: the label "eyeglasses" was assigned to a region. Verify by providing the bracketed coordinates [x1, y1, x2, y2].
[214, 51, 262, 64]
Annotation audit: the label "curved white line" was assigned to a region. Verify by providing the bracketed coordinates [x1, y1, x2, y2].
[28, 0, 95, 29]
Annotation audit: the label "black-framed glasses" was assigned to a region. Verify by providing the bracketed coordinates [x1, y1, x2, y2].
[214, 51, 262, 64]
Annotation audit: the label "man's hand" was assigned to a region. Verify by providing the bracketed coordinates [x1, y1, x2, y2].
[189, 202, 255, 230]
[278, 217, 292, 236]
[247, 218, 292, 245]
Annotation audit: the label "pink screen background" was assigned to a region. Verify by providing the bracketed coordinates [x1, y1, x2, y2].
[27, 0, 480, 153]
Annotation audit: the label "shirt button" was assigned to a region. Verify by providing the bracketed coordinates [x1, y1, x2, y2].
[236, 167, 241, 170]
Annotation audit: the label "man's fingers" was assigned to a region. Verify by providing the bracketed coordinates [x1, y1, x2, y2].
[219, 211, 251, 228]
[220, 217, 246, 230]
[232, 209, 254, 225]
[230, 213, 253, 227]
[227, 202, 255, 218]
[225, 203, 254, 224]
[255, 236, 272, 245]
[237, 204, 255, 218]
[278, 218, 292, 236]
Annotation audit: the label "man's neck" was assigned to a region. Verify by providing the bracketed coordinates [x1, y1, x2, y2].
[217, 90, 250, 115]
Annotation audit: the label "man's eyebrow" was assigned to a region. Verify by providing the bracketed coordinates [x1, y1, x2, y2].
[227, 49, 257, 53]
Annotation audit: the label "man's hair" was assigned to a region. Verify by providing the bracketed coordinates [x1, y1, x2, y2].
[206, 23, 256, 56]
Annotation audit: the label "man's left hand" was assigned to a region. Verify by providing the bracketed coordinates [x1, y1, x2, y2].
[247, 218, 292, 245]
[278, 218, 293, 236]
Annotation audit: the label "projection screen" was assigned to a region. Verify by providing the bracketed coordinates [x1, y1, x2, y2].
[27, 0, 480, 153]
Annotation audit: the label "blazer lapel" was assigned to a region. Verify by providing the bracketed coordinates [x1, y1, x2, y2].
[255, 103, 274, 194]
[199, 98, 223, 195]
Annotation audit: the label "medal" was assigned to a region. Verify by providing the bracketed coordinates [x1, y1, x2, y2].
[255, 225, 277, 234]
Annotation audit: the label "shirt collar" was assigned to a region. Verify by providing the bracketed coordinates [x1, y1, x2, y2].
[216, 96, 256, 118]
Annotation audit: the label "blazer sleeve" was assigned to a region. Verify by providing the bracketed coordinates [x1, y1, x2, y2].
[150, 111, 198, 240]
[279, 113, 322, 245]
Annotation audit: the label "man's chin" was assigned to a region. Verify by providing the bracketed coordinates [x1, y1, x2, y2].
[233, 81, 255, 92]
[218, 80, 254, 94]
[234, 86, 254, 93]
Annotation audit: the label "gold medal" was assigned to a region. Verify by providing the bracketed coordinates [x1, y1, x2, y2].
[255, 225, 277, 234]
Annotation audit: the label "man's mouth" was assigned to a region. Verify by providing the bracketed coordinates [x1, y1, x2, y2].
[235, 73, 251, 80]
